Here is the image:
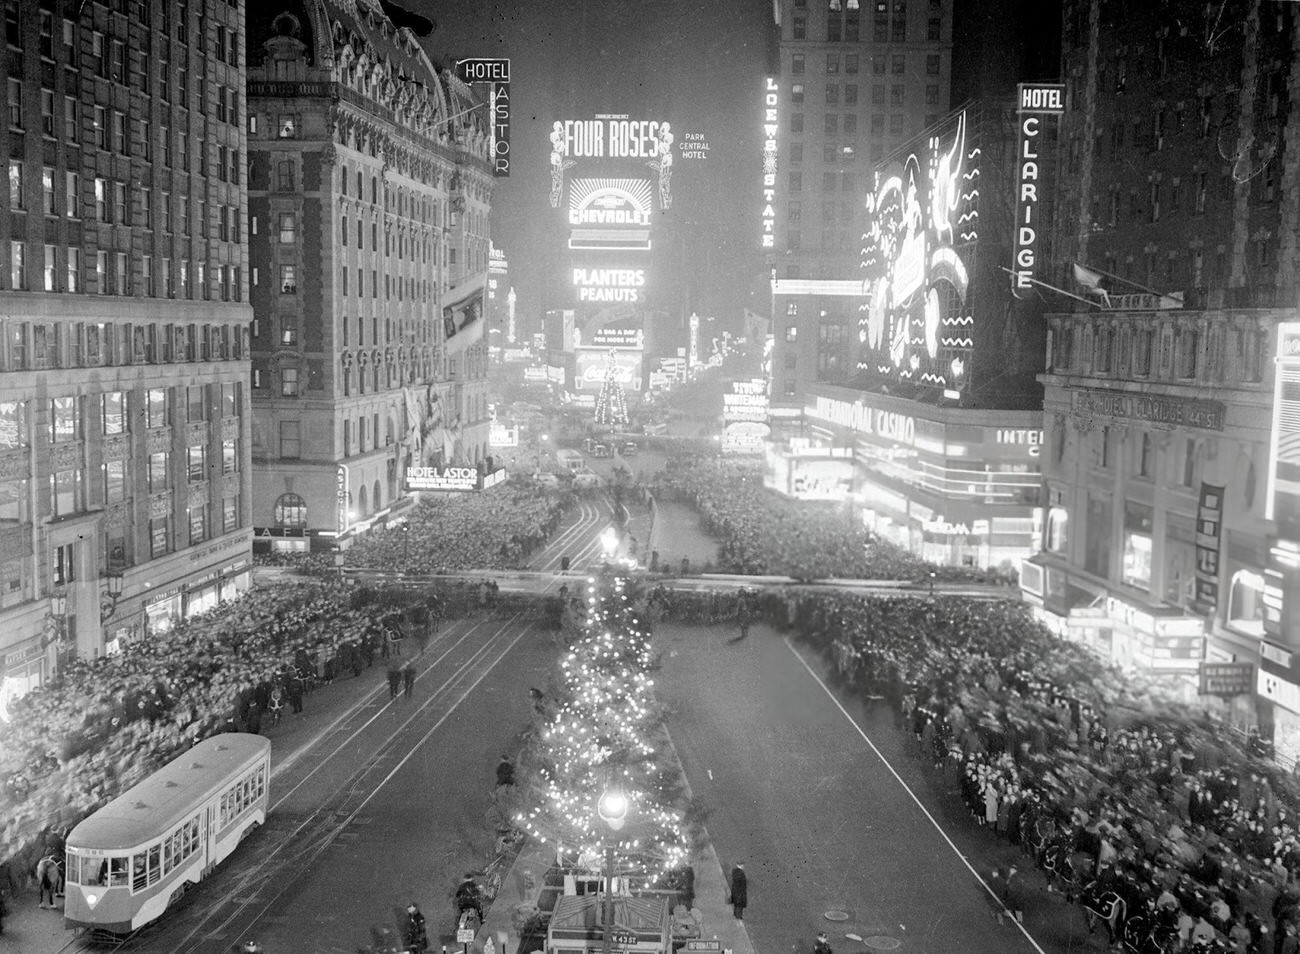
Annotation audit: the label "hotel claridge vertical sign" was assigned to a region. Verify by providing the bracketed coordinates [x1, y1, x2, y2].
[1011, 83, 1064, 297]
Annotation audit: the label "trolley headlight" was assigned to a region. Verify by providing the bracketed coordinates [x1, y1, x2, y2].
[85, 892, 99, 908]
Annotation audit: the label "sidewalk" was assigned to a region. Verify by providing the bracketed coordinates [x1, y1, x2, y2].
[0, 635, 409, 952]
[479, 837, 756, 954]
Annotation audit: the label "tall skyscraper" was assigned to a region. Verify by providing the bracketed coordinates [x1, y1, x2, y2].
[245, 4, 494, 554]
[0, 0, 254, 707]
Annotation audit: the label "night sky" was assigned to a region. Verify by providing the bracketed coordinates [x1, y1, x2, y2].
[414, 0, 777, 344]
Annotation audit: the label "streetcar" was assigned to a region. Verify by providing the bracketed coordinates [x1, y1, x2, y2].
[63, 733, 271, 934]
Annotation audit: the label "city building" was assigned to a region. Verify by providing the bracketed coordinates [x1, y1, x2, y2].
[1024, 0, 1300, 732]
[245, 3, 493, 554]
[765, 96, 1051, 569]
[766, 0, 954, 416]
[0, 0, 254, 712]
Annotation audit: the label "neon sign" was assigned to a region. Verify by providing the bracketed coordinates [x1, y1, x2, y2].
[572, 268, 646, 303]
[861, 108, 979, 392]
[761, 78, 778, 249]
[1011, 84, 1064, 297]
[455, 59, 511, 179]
[567, 178, 653, 252]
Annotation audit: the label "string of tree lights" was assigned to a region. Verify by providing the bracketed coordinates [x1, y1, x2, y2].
[514, 572, 689, 879]
[594, 356, 631, 428]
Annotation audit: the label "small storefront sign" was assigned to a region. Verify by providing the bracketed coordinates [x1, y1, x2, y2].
[1198, 661, 1254, 697]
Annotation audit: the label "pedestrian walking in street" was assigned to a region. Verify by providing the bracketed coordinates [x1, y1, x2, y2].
[245, 701, 262, 736]
[287, 676, 304, 714]
[813, 932, 832, 954]
[729, 863, 747, 920]
[402, 661, 415, 699]
[387, 663, 402, 700]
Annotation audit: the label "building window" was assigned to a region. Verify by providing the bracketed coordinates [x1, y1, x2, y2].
[279, 421, 301, 459]
[149, 515, 169, 557]
[1227, 569, 1266, 637]
[281, 367, 300, 397]
[102, 459, 127, 504]
[186, 444, 206, 483]
[792, 14, 806, 38]
[1175, 328, 1198, 378]
[223, 496, 239, 533]
[50, 470, 82, 518]
[102, 391, 125, 435]
[280, 265, 297, 294]
[1100, 425, 1111, 469]
[926, 54, 940, 75]
[50, 395, 77, 442]
[278, 212, 295, 243]
[146, 388, 168, 428]
[188, 504, 208, 545]
[791, 53, 804, 74]
[147, 450, 169, 492]
[66, 247, 79, 292]
[222, 439, 237, 474]
[1181, 438, 1197, 487]
[1122, 501, 1154, 590]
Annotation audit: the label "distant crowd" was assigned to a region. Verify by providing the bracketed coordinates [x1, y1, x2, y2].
[649, 456, 1010, 583]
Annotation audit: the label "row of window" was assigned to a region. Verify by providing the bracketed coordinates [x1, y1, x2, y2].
[788, 111, 921, 140]
[790, 82, 941, 108]
[4, 321, 246, 374]
[0, 386, 241, 450]
[218, 763, 266, 829]
[789, 52, 943, 77]
[1052, 322, 1268, 384]
[790, 8, 942, 43]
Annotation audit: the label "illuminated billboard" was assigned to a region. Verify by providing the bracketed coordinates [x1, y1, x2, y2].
[550, 116, 673, 210]
[575, 347, 643, 393]
[568, 178, 653, 250]
[860, 108, 979, 395]
[572, 267, 646, 304]
[1269, 323, 1300, 538]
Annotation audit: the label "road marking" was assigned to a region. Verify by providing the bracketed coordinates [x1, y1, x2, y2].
[785, 638, 1048, 954]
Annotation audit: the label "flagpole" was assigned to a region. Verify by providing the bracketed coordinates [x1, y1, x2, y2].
[1073, 260, 1173, 299]
[997, 267, 1105, 309]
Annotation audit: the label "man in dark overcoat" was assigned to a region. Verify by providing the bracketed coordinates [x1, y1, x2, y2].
[729, 863, 747, 919]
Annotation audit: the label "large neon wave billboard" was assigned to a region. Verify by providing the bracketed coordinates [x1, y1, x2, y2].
[859, 109, 980, 395]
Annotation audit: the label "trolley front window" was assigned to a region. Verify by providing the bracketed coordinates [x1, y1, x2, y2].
[65, 852, 81, 885]
[88, 856, 129, 886]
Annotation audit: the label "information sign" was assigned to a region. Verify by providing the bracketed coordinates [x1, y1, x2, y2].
[685, 943, 722, 952]
[610, 932, 639, 946]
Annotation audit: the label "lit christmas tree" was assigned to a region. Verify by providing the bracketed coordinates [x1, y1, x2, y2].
[515, 571, 689, 881]
[593, 351, 630, 428]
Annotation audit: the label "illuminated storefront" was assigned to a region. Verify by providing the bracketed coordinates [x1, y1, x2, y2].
[775, 384, 1042, 571]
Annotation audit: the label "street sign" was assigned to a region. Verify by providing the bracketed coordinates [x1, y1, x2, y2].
[685, 943, 722, 952]
[458, 928, 477, 943]
[610, 932, 638, 946]
[1198, 661, 1254, 697]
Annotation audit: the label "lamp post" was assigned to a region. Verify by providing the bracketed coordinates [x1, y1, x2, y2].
[99, 569, 125, 623]
[597, 784, 629, 954]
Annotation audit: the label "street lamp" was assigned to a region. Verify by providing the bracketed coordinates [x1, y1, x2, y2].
[99, 570, 125, 622]
[597, 783, 629, 954]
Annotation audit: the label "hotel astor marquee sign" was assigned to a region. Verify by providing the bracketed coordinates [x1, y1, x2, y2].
[1072, 388, 1226, 431]
[406, 466, 506, 493]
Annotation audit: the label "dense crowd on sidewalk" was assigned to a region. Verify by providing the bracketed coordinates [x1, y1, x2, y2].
[756, 589, 1300, 952]
[649, 456, 1009, 583]
[0, 484, 575, 890]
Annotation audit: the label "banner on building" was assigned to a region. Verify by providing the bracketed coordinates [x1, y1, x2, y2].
[443, 273, 486, 355]
[1194, 482, 1225, 612]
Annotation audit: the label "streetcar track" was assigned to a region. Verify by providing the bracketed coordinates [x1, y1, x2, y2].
[189, 621, 534, 954]
[59, 615, 530, 954]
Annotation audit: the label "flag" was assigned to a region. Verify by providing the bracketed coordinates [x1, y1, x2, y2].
[443, 272, 487, 355]
[1072, 262, 1109, 306]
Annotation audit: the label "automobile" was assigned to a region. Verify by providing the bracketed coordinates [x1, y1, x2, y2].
[573, 471, 601, 489]
[591, 443, 613, 458]
[533, 473, 561, 489]
[621, 441, 639, 457]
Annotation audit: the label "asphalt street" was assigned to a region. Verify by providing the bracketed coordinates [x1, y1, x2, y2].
[656, 618, 1103, 954]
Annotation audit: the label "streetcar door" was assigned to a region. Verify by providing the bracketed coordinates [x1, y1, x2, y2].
[205, 805, 214, 867]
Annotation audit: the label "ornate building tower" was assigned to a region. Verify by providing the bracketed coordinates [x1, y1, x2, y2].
[245, 1, 493, 553]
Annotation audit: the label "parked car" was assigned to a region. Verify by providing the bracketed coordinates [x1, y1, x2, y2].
[574, 471, 601, 489]
[591, 443, 613, 458]
[621, 441, 639, 457]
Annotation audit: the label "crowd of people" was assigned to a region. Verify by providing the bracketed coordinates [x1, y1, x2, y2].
[0, 483, 579, 890]
[649, 456, 1009, 583]
[750, 589, 1299, 951]
[344, 482, 572, 573]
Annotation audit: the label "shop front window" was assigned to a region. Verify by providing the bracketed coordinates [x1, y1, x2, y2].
[1227, 569, 1266, 636]
[1122, 501, 1153, 590]
[1045, 507, 1068, 553]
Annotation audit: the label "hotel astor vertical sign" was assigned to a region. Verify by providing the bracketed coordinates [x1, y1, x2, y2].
[1011, 84, 1064, 297]
[456, 59, 511, 178]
